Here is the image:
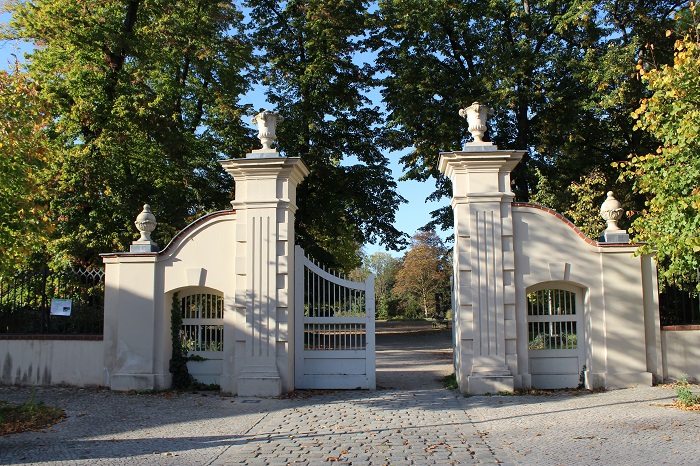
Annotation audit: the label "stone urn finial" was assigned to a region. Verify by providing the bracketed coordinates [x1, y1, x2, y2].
[600, 191, 629, 243]
[459, 102, 494, 144]
[600, 191, 624, 232]
[251, 110, 284, 152]
[134, 204, 157, 242]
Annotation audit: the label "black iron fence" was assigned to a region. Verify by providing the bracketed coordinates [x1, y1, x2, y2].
[0, 267, 105, 335]
[659, 284, 700, 326]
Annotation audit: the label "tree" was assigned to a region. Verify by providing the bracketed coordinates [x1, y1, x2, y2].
[247, 0, 407, 271]
[3, 0, 255, 266]
[376, 0, 684, 233]
[624, 17, 700, 288]
[393, 231, 450, 318]
[365, 251, 400, 319]
[0, 64, 50, 274]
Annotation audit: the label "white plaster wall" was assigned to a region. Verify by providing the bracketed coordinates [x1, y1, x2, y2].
[662, 329, 700, 382]
[0, 340, 104, 386]
[102, 211, 237, 391]
[159, 212, 237, 294]
[160, 212, 238, 392]
[512, 204, 659, 389]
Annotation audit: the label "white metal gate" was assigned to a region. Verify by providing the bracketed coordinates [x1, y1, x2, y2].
[294, 246, 376, 389]
[180, 291, 224, 385]
[527, 286, 585, 389]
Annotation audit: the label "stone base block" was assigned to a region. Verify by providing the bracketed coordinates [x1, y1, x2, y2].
[109, 373, 169, 391]
[237, 368, 282, 397]
[467, 375, 515, 395]
[513, 373, 531, 390]
[585, 371, 653, 390]
[219, 375, 236, 395]
[607, 372, 653, 389]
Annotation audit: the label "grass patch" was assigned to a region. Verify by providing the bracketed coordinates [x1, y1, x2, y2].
[442, 373, 458, 390]
[0, 399, 66, 436]
[672, 376, 700, 411]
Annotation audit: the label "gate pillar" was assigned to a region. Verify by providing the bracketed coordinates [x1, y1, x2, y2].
[439, 103, 525, 395]
[220, 111, 309, 396]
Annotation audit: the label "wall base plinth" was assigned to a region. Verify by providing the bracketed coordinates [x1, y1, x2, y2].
[467, 372, 515, 395]
[237, 366, 282, 397]
[586, 371, 653, 390]
[109, 373, 169, 391]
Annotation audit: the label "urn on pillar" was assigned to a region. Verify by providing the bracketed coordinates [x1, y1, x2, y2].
[600, 191, 629, 243]
[459, 102, 495, 147]
[130, 204, 159, 253]
[249, 110, 285, 158]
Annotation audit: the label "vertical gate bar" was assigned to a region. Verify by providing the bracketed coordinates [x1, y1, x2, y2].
[40, 267, 48, 334]
[327, 277, 330, 318]
[309, 264, 313, 317]
[540, 289, 544, 315]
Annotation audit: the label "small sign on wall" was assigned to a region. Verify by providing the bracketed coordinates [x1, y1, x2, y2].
[50, 298, 72, 316]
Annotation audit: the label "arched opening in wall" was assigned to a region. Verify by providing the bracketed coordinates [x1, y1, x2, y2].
[179, 290, 224, 386]
[527, 284, 586, 389]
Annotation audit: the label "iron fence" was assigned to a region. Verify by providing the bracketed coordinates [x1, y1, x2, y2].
[659, 284, 700, 326]
[658, 267, 700, 326]
[0, 267, 105, 335]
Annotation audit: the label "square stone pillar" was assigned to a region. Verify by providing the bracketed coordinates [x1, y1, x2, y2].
[101, 254, 170, 391]
[220, 156, 309, 396]
[439, 142, 525, 395]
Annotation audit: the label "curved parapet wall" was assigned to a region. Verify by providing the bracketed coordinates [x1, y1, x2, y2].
[511, 203, 662, 389]
[101, 210, 237, 392]
[101, 209, 237, 293]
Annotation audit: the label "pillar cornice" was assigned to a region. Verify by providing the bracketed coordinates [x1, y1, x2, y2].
[220, 157, 309, 184]
[438, 149, 526, 180]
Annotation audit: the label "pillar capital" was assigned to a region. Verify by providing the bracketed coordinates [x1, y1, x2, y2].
[220, 157, 309, 208]
[439, 149, 525, 199]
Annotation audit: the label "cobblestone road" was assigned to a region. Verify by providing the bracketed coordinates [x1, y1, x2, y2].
[0, 386, 512, 465]
[464, 385, 700, 465]
[2, 326, 699, 465]
[212, 389, 510, 465]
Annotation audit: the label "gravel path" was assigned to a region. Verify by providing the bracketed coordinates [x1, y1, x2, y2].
[376, 322, 453, 390]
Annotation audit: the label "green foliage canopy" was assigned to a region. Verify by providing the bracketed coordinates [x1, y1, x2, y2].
[626, 30, 700, 287]
[0, 64, 50, 273]
[376, 0, 682, 235]
[247, 0, 407, 270]
[3, 0, 255, 266]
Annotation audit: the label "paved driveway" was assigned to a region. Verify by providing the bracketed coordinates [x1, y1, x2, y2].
[1, 324, 699, 465]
